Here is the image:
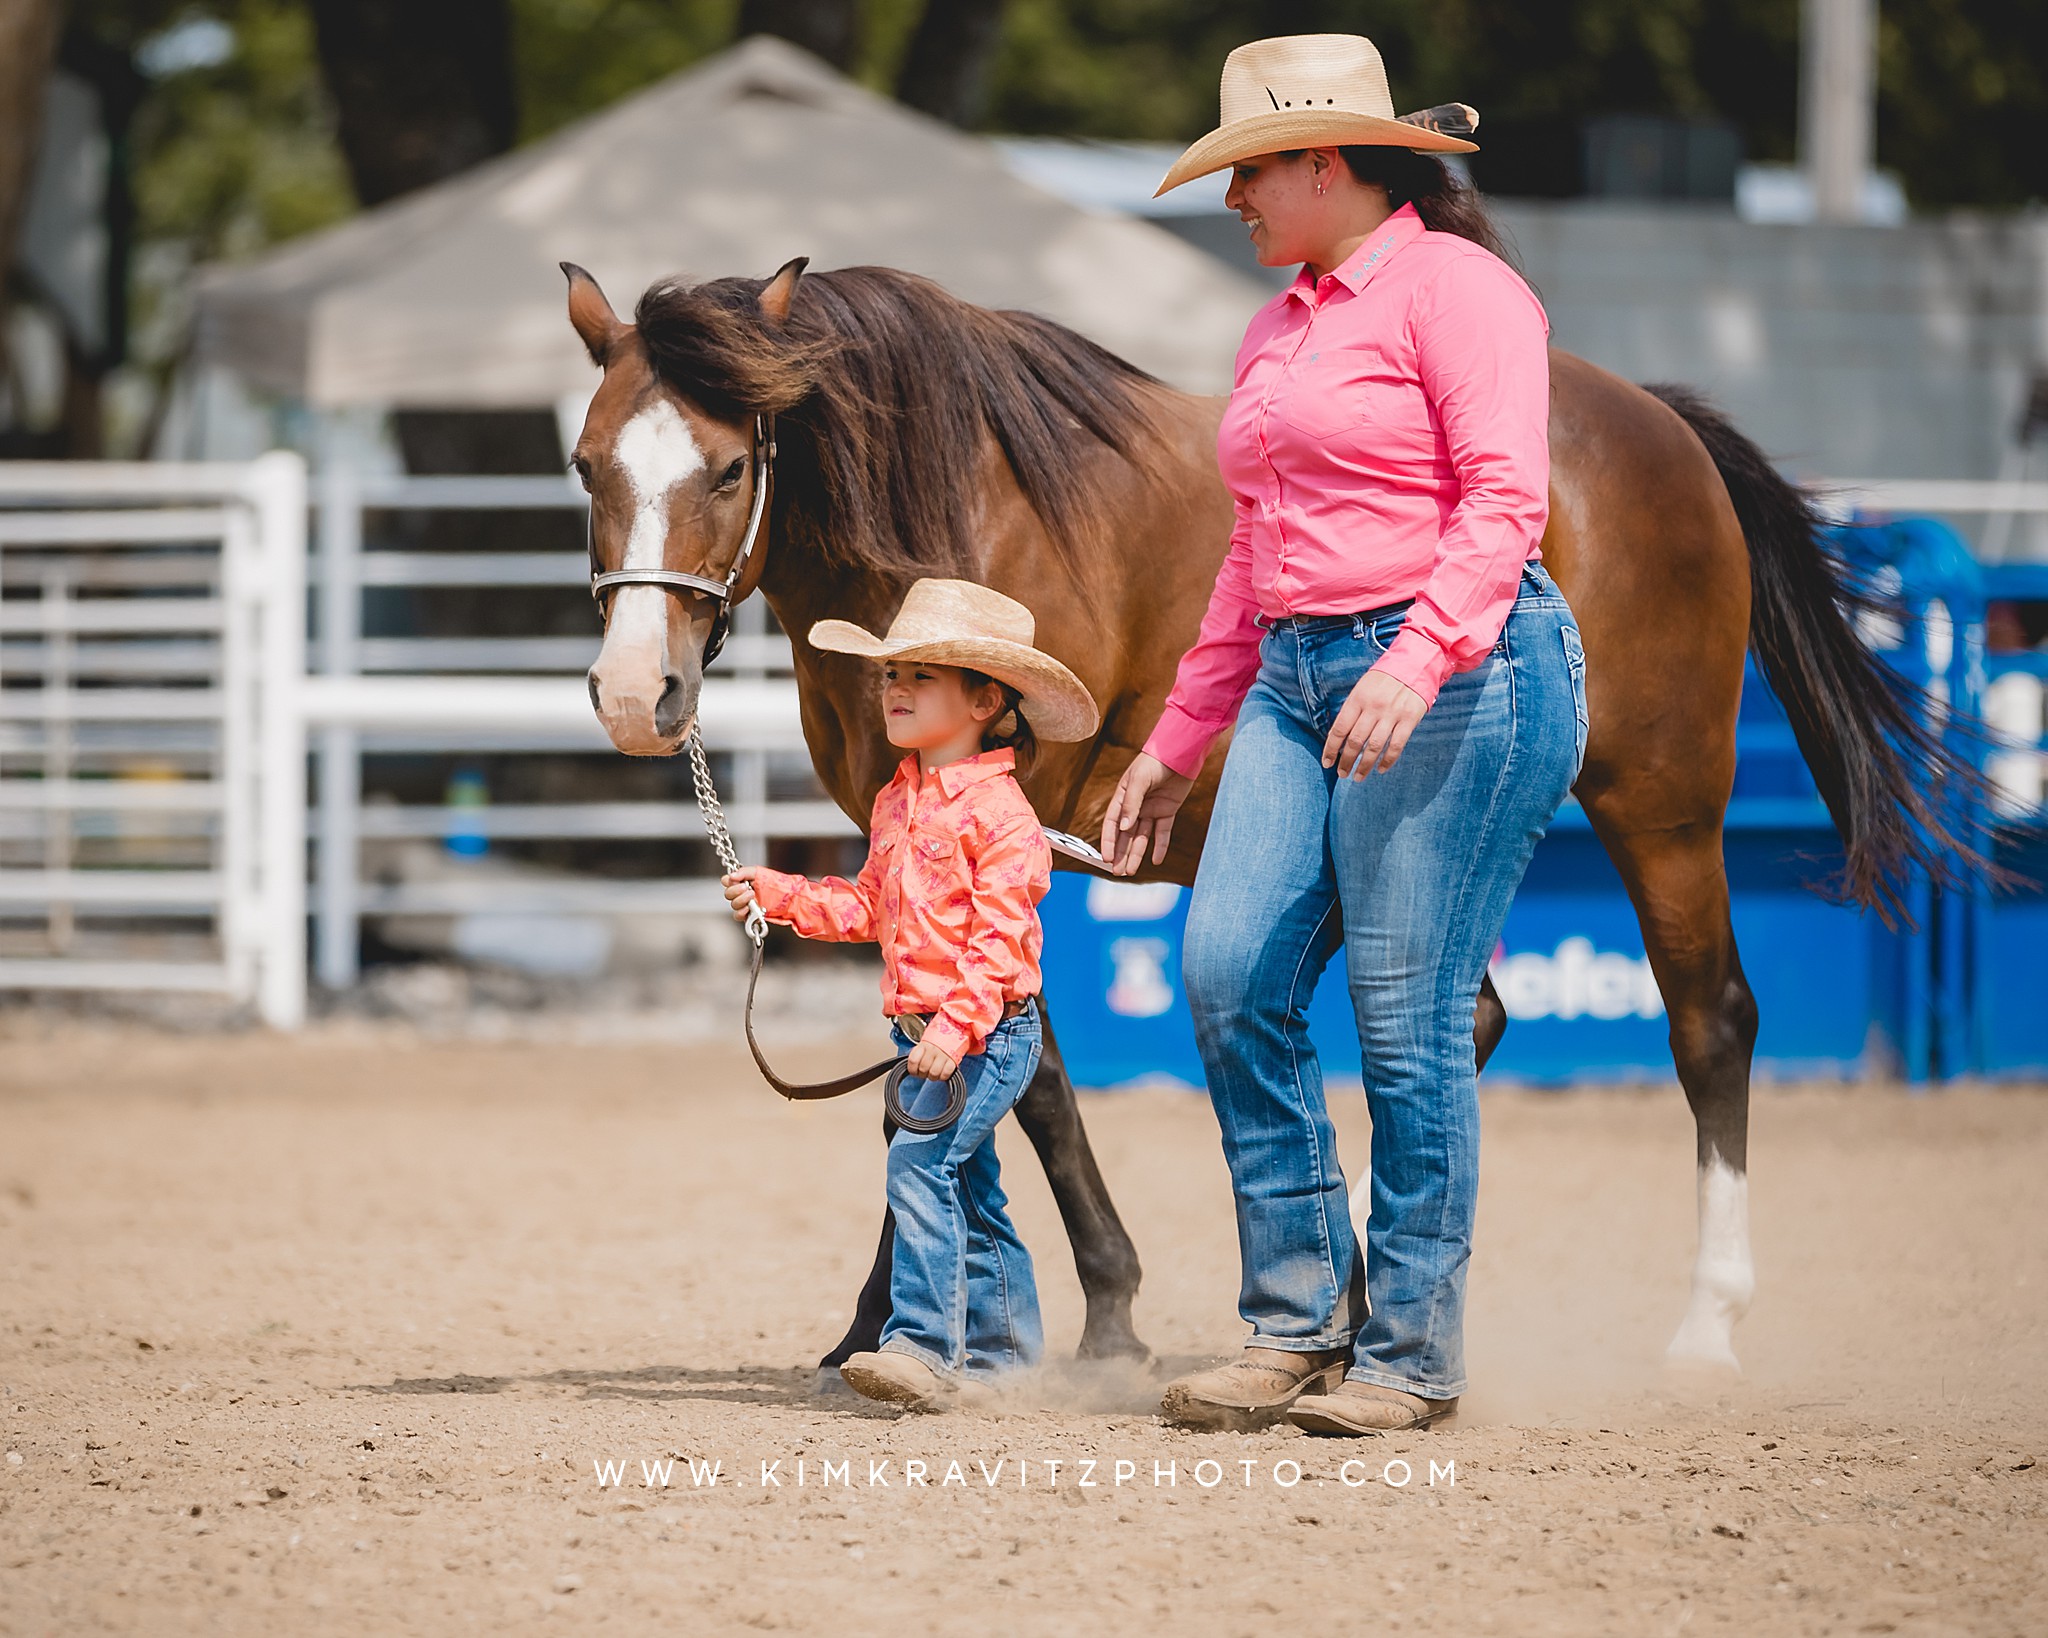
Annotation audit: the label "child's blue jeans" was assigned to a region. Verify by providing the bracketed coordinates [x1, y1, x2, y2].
[878, 1003, 1044, 1379]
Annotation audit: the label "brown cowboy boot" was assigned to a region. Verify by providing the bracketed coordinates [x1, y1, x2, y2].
[1286, 1379, 1459, 1435]
[1158, 1346, 1350, 1432]
[840, 1350, 995, 1413]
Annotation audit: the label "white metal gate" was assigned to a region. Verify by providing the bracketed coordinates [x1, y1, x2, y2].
[301, 462, 851, 990]
[0, 457, 307, 1026]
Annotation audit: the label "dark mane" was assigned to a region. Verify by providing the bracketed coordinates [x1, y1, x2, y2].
[632, 265, 1160, 580]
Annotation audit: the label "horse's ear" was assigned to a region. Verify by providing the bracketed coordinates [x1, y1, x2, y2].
[758, 256, 809, 326]
[561, 262, 622, 366]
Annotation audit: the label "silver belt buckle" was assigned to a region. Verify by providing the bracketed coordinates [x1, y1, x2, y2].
[897, 1013, 927, 1043]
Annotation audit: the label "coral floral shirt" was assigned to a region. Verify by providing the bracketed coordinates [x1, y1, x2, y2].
[750, 748, 1051, 1064]
[1145, 203, 1552, 779]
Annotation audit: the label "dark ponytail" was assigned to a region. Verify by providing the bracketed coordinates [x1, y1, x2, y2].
[964, 670, 1038, 776]
[1336, 146, 1516, 267]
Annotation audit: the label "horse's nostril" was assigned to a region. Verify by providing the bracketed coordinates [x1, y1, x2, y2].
[654, 671, 687, 735]
[587, 673, 603, 715]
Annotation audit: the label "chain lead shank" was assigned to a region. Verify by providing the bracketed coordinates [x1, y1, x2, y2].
[689, 726, 767, 944]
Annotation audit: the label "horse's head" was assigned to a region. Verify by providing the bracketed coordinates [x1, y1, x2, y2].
[565, 257, 804, 755]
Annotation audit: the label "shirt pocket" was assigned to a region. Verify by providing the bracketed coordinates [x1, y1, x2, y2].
[1276, 343, 1401, 442]
[905, 827, 963, 899]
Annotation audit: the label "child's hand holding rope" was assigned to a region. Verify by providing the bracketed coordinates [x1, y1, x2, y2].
[723, 863, 959, 1083]
[722, 867, 762, 922]
[903, 1039, 959, 1083]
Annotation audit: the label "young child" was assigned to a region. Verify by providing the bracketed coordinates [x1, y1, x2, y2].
[722, 578, 1100, 1410]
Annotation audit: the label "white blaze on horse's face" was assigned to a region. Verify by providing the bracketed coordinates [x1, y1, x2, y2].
[587, 395, 707, 755]
[616, 398, 706, 569]
[610, 398, 704, 667]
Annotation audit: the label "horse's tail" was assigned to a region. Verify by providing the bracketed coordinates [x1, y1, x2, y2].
[1643, 382, 1987, 924]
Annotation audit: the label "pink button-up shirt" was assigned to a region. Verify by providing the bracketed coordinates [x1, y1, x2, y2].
[750, 749, 1050, 1064]
[1144, 203, 1552, 779]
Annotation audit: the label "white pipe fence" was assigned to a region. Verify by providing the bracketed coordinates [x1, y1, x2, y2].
[305, 466, 855, 990]
[2, 456, 854, 1018]
[0, 456, 306, 1025]
[1819, 479, 2048, 521]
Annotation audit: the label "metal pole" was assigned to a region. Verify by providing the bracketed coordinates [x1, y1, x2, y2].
[315, 730, 360, 987]
[250, 451, 308, 1029]
[1801, 0, 1877, 224]
[314, 454, 362, 989]
[41, 569, 73, 953]
[220, 508, 261, 1006]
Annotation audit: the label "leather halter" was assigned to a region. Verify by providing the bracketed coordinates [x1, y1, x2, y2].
[588, 414, 774, 667]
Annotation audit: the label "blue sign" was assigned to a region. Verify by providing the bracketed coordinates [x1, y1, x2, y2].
[1040, 818, 1875, 1091]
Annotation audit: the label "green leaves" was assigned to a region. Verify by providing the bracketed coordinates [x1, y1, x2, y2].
[123, 0, 356, 259]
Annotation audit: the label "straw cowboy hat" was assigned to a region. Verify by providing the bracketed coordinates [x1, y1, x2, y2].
[1155, 33, 1479, 197]
[809, 579, 1101, 743]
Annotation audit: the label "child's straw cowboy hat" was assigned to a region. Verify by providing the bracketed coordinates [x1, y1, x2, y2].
[809, 579, 1101, 743]
[1155, 33, 1479, 198]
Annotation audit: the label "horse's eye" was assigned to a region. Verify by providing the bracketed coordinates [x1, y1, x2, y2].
[717, 457, 746, 490]
[569, 455, 592, 492]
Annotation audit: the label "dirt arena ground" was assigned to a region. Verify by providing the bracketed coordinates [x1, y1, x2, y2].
[3, 1019, 2044, 1636]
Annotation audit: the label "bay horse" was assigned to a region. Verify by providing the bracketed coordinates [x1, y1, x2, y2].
[563, 255, 1967, 1380]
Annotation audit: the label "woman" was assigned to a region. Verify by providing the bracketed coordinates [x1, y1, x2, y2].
[1100, 34, 1586, 1436]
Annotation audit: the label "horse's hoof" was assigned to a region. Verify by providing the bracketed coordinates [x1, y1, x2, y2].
[1663, 1326, 1744, 1377]
[1079, 1346, 1156, 1371]
[1076, 1321, 1153, 1366]
[813, 1366, 860, 1398]
[1663, 1345, 1743, 1379]
[1665, 1306, 1745, 1376]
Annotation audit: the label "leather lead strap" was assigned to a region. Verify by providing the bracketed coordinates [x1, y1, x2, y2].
[740, 939, 968, 1135]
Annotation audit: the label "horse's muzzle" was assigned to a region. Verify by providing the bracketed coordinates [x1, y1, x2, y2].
[586, 663, 695, 756]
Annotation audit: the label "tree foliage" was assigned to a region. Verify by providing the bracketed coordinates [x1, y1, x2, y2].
[308, 0, 519, 205]
[512, 0, 738, 144]
[0, 0, 68, 291]
[1878, 0, 2048, 208]
[47, 0, 2048, 267]
[979, 0, 2045, 206]
[74, 0, 355, 259]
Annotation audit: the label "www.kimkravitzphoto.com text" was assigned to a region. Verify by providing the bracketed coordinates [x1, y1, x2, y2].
[588, 1454, 1461, 1494]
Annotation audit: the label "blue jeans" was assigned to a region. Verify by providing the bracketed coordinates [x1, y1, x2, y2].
[1182, 564, 1585, 1399]
[878, 1003, 1045, 1378]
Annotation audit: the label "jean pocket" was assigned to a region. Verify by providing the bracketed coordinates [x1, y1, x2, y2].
[1561, 622, 1589, 781]
[1361, 606, 1409, 658]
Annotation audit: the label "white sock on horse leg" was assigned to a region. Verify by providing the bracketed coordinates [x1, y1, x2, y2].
[1665, 1154, 1754, 1371]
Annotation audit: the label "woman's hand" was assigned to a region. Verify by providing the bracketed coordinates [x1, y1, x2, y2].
[721, 867, 763, 923]
[1323, 670, 1429, 778]
[904, 1039, 959, 1083]
[1099, 752, 1196, 876]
